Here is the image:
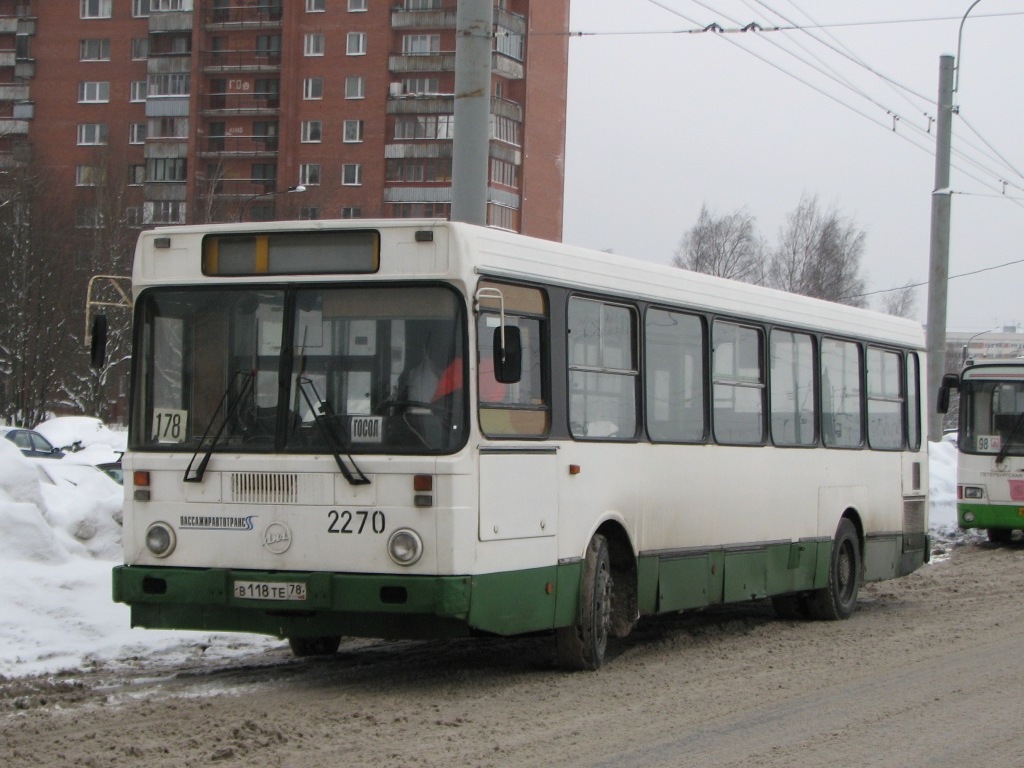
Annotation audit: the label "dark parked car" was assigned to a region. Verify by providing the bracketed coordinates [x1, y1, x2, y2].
[0, 427, 66, 459]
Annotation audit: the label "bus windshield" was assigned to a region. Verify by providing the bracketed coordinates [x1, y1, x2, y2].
[131, 284, 466, 455]
[961, 378, 1024, 457]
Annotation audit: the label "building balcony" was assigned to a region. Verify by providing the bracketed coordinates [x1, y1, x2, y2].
[202, 50, 281, 73]
[149, 10, 192, 33]
[390, 8, 457, 29]
[197, 135, 278, 158]
[386, 95, 452, 115]
[0, 83, 28, 100]
[388, 51, 521, 79]
[200, 93, 279, 115]
[0, 118, 28, 134]
[202, 5, 282, 29]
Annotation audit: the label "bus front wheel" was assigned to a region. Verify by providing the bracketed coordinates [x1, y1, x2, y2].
[807, 518, 861, 621]
[987, 528, 1013, 544]
[556, 533, 612, 671]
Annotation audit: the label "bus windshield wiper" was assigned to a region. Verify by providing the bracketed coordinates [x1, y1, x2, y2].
[296, 377, 370, 486]
[184, 371, 254, 483]
[996, 410, 1024, 465]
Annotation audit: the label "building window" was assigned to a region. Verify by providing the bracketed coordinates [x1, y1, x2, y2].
[146, 157, 187, 182]
[130, 81, 147, 102]
[341, 207, 362, 218]
[342, 164, 363, 186]
[307, 0, 325, 10]
[131, 38, 150, 60]
[80, 39, 110, 61]
[303, 77, 324, 100]
[77, 123, 108, 145]
[299, 164, 321, 186]
[256, 35, 281, 59]
[492, 116, 520, 146]
[394, 114, 454, 140]
[133, 0, 151, 16]
[76, 208, 104, 229]
[346, 32, 367, 55]
[300, 120, 322, 143]
[405, 0, 441, 8]
[345, 76, 365, 99]
[76, 166, 105, 187]
[386, 158, 451, 182]
[129, 123, 147, 144]
[81, 0, 112, 19]
[148, 116, 188, 138]
[299, 207, 320, 220]
[78, 81, 110, 103]
[149, 201, 185, 225]
[125, 207, 144, 228]
[349, 0, 368, 10]
[129, 165, 146, 185]
[490, 158, 518, 187]
[251, 163, 277, 187]
[304, 33, 325, 56]
[148, 73, 190, 97]
[343, 119, 364, 143]
[402, 34, 440, 55]
[403, 77, 440, 95]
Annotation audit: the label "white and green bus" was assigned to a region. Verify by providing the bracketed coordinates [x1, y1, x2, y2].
[939, 361, 1024, 542]
[107, 220, 929, 669]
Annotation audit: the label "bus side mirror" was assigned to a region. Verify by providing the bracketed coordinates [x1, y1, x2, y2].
[90, 314, 108, 370]
[492, 325, 522, 384]
[937, 373, 959, 414]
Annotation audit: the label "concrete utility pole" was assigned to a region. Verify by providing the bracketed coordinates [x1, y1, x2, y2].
[451, 0, 492, 226]
[926, 54, 954, 442]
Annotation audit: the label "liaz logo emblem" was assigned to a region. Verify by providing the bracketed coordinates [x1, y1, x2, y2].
[262, 522, 292, 554]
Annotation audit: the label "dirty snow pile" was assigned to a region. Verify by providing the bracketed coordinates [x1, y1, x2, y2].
[0, 431, 961, 678]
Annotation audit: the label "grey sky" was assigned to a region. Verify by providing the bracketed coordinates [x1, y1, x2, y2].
[561, 0, 1024, 331]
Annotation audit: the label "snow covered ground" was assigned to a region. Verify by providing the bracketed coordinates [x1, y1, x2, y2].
[0, 426, 961, 679]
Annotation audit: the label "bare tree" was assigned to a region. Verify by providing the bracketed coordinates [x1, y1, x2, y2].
[767, 195, 867, 307]
[673, 204, 766, 284]
[880, 280, 918, 318]
[0, 167, 81, 426]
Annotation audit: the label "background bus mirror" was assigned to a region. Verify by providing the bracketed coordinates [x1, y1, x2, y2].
[492, 325, 522, 384]
[937, 373, 959, 414]
[90, 314, 108, 369]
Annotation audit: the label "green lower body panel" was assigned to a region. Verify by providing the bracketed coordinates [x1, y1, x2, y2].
[959, 502, 1024, 531]
[635, 534, 927, 615]
[112, 563, 578, 640]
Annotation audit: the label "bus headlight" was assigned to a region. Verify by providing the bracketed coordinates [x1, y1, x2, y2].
[387, 528, 423, 566]
[145, 522, 177, 558]
[963, 486, 984, 500]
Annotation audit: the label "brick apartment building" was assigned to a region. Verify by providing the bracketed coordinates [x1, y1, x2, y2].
[0, 0, 569, 243]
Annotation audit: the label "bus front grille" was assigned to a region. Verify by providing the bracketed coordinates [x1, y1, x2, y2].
[230, 472, 299, 505]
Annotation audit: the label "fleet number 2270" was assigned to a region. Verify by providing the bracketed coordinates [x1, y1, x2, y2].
[327, 509, 385, 534]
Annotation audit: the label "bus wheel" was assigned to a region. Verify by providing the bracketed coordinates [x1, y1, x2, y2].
[288, 636, 341, 657]
[987, 528, 1012, 544]
[807, 518, 860, 621]
[556, 534, 612, 671]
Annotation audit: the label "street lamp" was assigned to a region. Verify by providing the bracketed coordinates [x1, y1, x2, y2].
[238, 184, 306, 222]
[962, 326, 999, 365]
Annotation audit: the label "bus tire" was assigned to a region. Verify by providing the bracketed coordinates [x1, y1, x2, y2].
[987, 528, 1012, 544]
[556, 534, 612, 671]
[288, 636, 341, 657]
[807, 518, 860, 621]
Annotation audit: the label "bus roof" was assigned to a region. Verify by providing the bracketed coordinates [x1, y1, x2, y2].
[134, 219, 924, 350]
